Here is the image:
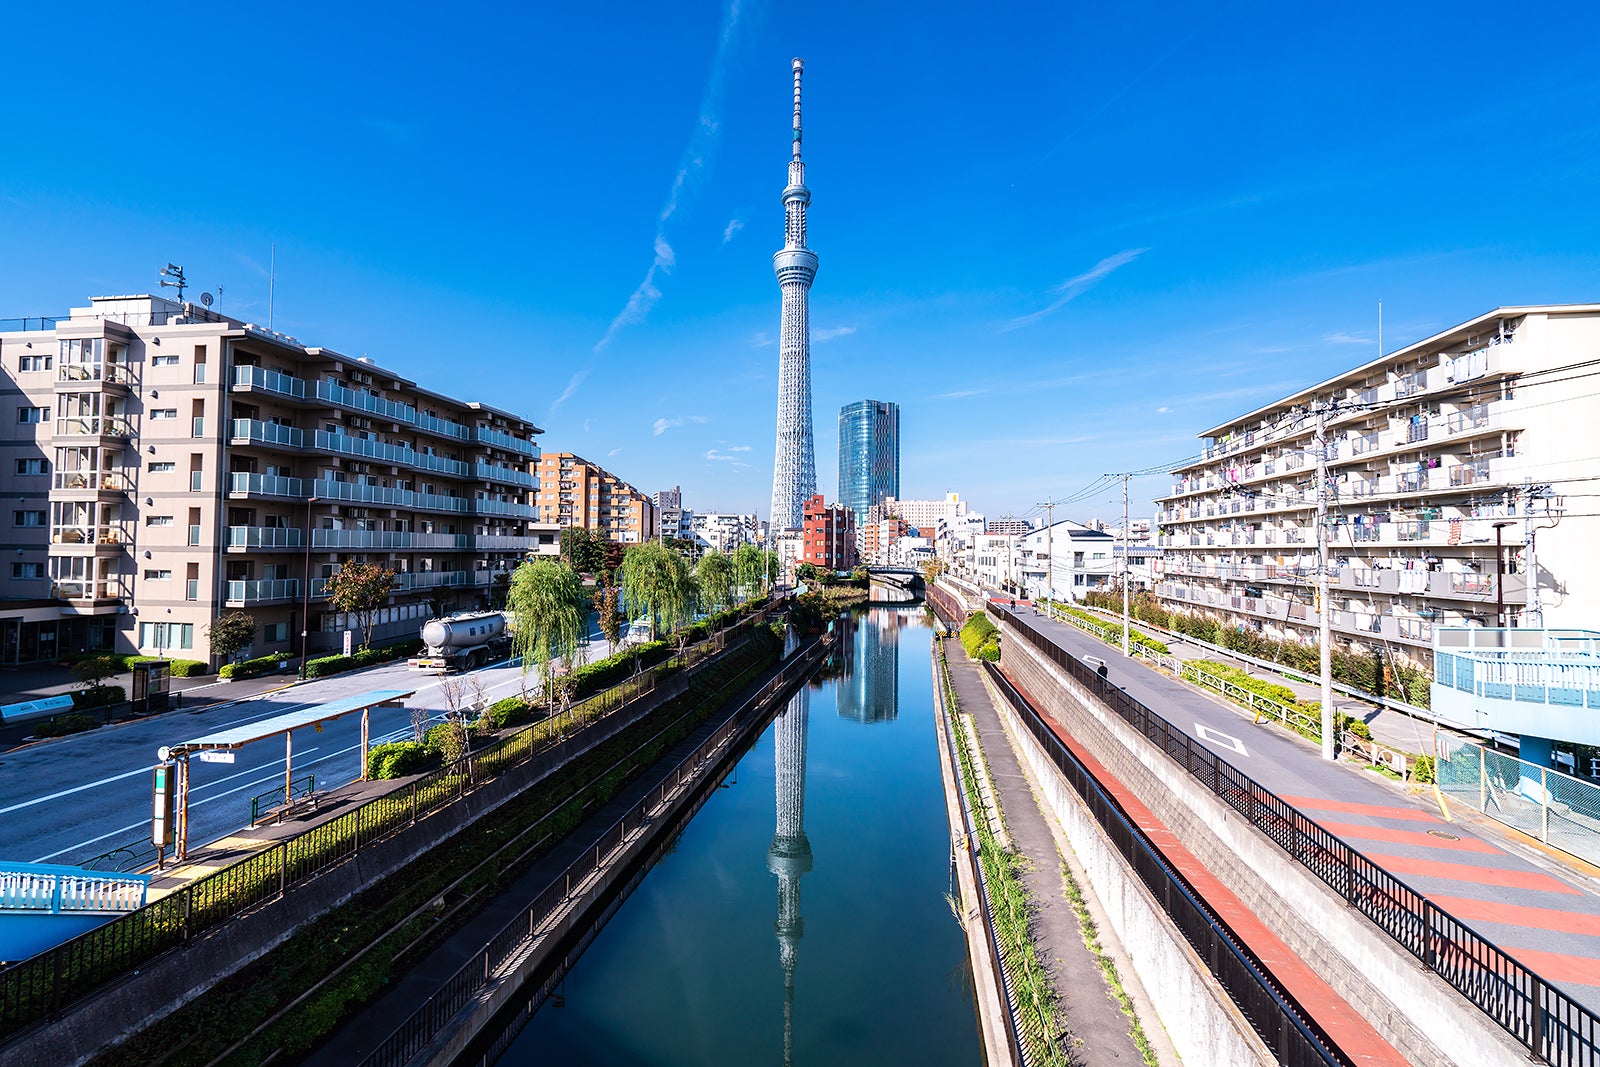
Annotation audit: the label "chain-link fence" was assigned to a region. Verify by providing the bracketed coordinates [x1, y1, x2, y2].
[1437, 737, 1600, 869]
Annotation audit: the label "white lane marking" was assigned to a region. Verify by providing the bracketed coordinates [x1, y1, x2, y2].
[1196, 723, 1248, 756]
[0, 765, 155, 816]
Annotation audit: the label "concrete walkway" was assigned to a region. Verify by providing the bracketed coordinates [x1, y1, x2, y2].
[943, 642, 1154, 1065]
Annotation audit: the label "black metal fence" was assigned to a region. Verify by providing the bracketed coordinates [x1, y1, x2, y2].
[992, 603, 1598, 1066]
[0, 612, 772, 1046]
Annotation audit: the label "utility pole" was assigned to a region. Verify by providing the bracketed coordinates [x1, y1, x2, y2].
[1314, 403, 1335, 761]
[1036, 499, 1056, 605]
[1121, 474, 1131, 656]
[1523, 481, 1552, 629]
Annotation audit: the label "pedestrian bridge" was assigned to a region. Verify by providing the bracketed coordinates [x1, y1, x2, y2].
[0, 860, 150, 963]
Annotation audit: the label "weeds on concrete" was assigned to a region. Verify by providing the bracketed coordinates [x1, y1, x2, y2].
[1059, 861, 1160, 1067]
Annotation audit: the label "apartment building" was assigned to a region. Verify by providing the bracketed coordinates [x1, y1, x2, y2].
[880, 492, 967, 534]
[692, 512, 760, 553]
[1154, 304, 1599, 666]
[801, 493, 856, 571]
[533, 452, 656, 544]
[860, 516, 909, 566]
[0, 293, 544, 664]
[1017, 520, 1117, 601]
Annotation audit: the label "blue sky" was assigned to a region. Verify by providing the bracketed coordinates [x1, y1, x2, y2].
[5, 1, 1598, 524]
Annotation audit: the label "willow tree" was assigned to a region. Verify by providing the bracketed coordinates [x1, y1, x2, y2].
[696, 550, 735, 614]
[506, 558, 587, 702]
[732, 543, 764, 602]
[620, 540, 695, 640]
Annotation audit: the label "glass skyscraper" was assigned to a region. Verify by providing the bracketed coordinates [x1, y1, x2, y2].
[837, 400, 900, 522]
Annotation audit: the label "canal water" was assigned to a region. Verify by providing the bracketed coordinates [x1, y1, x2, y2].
[498, 606, 981, 1065]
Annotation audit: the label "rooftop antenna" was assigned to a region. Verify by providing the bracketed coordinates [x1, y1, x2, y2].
[269, 243, 276, 331]
[158, 263, 186, 304]
[200, 292, 213, 309]
[215, 284, 224, 308]
[1378, 300, 1383, 360]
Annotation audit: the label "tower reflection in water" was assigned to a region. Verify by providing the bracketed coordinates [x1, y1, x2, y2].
[835, 608, 901, 724]
[766, 686, 811, 1067]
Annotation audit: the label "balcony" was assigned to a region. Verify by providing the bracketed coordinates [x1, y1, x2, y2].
[474, 534, 542, 552]
[49, 526, 125, 552]
[225, 526, 305, 551]
[475, 462, 535, 488]
[1446, 404, 1490, 436]
[232, 365, 309, 400]
[312, 529, 469, 550]
[316, 430, 470, 476]
[56, 362, 131, 389]
[473, 497, 536, 519]
[308, 569, 471, 598]
[225, 578, 301, 605]
[231, 419, 304, 448]
[52, 470, 131, 494]
[1449, 459, 1493, 487]
[310, 477, 470, 513]
[476, 425, 540, 457]
[53, 415, 132, 439]
[52, 579, 126, 602]
[229, 472, 307, 498]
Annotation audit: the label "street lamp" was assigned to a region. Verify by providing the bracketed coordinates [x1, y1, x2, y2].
[299, 496, 321, 679]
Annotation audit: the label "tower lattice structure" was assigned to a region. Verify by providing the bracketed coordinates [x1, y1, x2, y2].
[769, 57, 818, 533]
[767, 686, 812, 1067]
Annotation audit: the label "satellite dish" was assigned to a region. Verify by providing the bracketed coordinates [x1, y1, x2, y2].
[200, 292, 214, 307]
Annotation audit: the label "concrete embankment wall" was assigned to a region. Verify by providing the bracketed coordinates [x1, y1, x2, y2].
[999, 625, 1529, 1067]
[0, 643, 736, 1067]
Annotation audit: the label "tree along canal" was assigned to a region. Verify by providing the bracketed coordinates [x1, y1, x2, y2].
[492, 606, 981, 1065]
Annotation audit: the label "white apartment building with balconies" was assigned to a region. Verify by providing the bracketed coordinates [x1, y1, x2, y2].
[0, 293, 546, 664]
[1155, 304, 1599, 667]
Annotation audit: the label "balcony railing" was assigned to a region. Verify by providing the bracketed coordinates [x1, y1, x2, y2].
[312, 529, 469, 550]
[232, 365, 308, 399]
[474, 462, 535, 488]
[225, 526, 305, 550]
[52, 579, 126, 601]
[1446, 405, 1490, 435]
[232, 419, 303, 447]
[57, 362, 130, 385]
[1405, 420, 1429, 444]
[229, 472, 307, 498]
[312, 478, 471, 513]
[50, 526, 124, 546]
[1449, 459, 1492, 487]
[54, 416, 132, 438]
[475, 425, 539, 457]
[225, 578, 301, 604]
[1395, 471, 1426, 493]
[1350, 432, 1381, 455]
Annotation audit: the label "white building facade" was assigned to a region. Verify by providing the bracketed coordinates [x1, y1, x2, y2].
[1155, 304, 1599, 666]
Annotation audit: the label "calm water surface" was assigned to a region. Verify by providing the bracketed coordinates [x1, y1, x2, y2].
[500, 606, 980, 1065]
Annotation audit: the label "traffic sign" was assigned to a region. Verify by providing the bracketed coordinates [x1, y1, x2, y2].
[197, 750, 236, 764]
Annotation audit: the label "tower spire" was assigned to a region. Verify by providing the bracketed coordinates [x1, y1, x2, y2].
[769, 58, 819, 533]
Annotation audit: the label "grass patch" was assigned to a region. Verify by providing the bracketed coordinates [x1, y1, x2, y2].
[1059, 861, 1159, 1067]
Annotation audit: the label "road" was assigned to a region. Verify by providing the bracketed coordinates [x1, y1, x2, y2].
[0, 620, 610, 870]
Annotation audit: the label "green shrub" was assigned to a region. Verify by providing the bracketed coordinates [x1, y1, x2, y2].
[1412, 754, 1435, 784]
[365, 741, 431, 779]
[127, 656, 209, 677]
[484, 697, 532, 729]
[34, 712, 100, 738]
[306, 654, 356, 679]
[71, 685, 125, 710]
[959, 613, 1000, 661]
[220, 653, 286, 680]
[1336, 711, 1373, 741]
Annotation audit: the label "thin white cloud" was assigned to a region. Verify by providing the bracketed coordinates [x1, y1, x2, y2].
[748, 331, 774, 348]
[1157, 406, 1171, 414]
[607, 447, 623, 457]
[593, 0, 744, 354]
[813, 325, 856, 343]
[705, 448, 752, 469]
[723, 218, 744, 243]
[1324, 331, 1375, 345]
[1002, 248, 1148, 332]
[653, 415, 710, 436]
[583, 418, 591, 433]
[548, 369, 590, 417]
[729, 445, 751, 452]
[933, 387, 989, 400]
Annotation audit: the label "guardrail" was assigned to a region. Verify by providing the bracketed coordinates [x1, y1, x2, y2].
[991, 604, 1599, 1065]
[983, 660, 1342, 1066]
[0, 609, 770, 1045]
[362, 633, 826, 1067]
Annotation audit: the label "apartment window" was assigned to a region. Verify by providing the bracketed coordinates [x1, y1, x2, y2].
[193, 346, 207, 383]
[11, 562, 44, 579]
[15, 459, 48, 476]
[264, 622, 288, 642]
[17, 406, 49, 424]
[147, 516, 174, 527]
[138, 622, 194, 650]
[18, 354, 52, 372]
[151, 409, 178, 420]
[151, 355, 180, 367]
[143, 569, 173, 580]
[13, 510, 45, 527]
[149, 461, 175, 473]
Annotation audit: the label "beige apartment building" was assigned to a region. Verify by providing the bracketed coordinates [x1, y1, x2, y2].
[1154, 304, 1599, 666]
[0, 293, 551, 665]
[532, 452, 657, 544]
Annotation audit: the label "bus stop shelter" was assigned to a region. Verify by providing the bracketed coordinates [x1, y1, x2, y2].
[163, 689, 415, 860]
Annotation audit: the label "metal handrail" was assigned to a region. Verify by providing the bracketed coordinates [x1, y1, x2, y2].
[992, 603, 1599, 1064]
[250, 774, 316, 825]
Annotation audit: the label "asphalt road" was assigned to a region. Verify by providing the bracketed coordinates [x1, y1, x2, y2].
[0, 623, 610, 870]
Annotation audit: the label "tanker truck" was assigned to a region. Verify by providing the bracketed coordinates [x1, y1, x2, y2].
[408, 611, 512, 672]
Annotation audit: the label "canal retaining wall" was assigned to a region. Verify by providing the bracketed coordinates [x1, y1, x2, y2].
[998, 622, 1529, 1067]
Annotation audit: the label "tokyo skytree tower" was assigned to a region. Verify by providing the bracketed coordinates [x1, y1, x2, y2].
[769, 57, 818, 532]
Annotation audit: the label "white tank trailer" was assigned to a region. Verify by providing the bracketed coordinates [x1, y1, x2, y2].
[408, 611, 511, 672]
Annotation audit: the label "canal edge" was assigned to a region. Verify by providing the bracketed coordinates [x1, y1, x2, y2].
[930, 635, 1020, 1066]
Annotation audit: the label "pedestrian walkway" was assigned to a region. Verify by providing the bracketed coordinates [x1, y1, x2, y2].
[943, 643, 1155, 1065]
[1011, 606, 1600, 1014]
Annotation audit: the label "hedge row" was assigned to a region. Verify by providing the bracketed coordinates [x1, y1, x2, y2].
[960, 613, 1000, 661]
[219, 654, 287, 680]
[62, 653, 209, 676]
[32, 713, 101, 738]
[72, 684, 126, 710]
[1053, 603, 1171, 656]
